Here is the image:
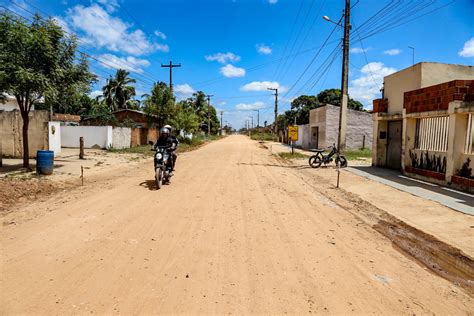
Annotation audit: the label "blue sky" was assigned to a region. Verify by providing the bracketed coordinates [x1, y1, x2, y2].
[4, 0, 474, 128]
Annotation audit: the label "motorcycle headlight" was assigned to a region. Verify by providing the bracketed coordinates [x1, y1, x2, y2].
[155, 153, 163, 159]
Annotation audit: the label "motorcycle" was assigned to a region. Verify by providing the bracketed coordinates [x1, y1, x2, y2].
[308, 144, 348, 168]
[150, 143, 174, 189]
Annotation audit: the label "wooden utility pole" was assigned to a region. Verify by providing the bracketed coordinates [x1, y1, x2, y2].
[337, 0, 351, 153]
[79, 137, 84, 159]
[220, 111, 223, 135]
[206, 95, 214, 135]
[268, 88, 278, 134]
[161, 60, 181, 94]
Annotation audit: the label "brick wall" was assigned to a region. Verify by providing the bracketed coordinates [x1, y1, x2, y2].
[404, 80, 473, 114]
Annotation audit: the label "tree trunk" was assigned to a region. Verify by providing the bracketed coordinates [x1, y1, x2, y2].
[21, 112, 30, 170]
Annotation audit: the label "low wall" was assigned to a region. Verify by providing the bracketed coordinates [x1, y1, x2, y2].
[61, 126, 113, 149]
[112, 127, 131, 149]
[0, 110, 49, 158]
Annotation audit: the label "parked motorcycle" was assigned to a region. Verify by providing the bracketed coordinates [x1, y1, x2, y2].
[151, 144, 174, 189]
[308, 144, 348, 168]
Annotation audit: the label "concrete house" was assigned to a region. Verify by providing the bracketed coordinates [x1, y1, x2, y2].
[294, 104, 372, 150]
[0, 94, 35, 111]
[372, 62, 474, 191]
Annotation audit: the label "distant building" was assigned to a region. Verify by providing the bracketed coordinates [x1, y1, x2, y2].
[294, 104, 372, 150]
[0, 94, 35, 111]
[372, 62, 474, 191]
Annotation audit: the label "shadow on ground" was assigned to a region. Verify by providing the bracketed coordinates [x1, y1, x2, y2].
[237, 162, 313, 170]
[139, 180, 158, 191]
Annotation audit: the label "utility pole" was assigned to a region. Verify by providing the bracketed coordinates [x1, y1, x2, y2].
[253, 109, 260, 128]
[220, 111, 224, 135]
[337, 0, 351, 153]
[206, 94, 213, 135]
[267, 88, 278, 134]
[251, 116, 254, 129]
[161, 60, 181, 94]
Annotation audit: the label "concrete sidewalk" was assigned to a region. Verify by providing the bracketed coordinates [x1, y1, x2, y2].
[348, 166, 474, 216]
[265, 140, 474, 256]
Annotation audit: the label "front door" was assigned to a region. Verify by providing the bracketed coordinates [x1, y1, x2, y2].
[387, 120, 402, 170]
[310, 127, 319, 149]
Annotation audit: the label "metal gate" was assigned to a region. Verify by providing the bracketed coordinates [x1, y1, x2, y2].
[387, 120, 402, 169]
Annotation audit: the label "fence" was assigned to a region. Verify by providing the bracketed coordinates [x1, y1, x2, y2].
[414, 116, 449, 152]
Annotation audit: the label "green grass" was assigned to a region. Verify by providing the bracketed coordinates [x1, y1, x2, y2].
[343, 148, 372, 161]
[278, 152, 308, 160]
[250, 132, 278, 142]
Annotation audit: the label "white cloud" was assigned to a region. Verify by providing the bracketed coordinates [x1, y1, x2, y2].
[459, 37, 474, 57]
[384, 49, 401, 56]
[96, 0, 119, 13]
[66, 4, 168, 55]
[97, 54, 151, 74]
[220, 64, 246, 78]
[205, 52, 240, 64]
[154, 30, 167, 40]
[350, 47, 368, 54]
[174, 84, 196, 100]
[349, 62, 396, 106]
[241, 81, 287, 93]
[257, 44, 272, 55]
[52, 16, 72, 34]
[235, 101, 267, 110]
[89, 90, 102, 99]
[268, 0, 278, 4]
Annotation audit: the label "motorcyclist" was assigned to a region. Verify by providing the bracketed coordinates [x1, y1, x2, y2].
[164, 124, 179, 170]
[155, 126, 179, 171]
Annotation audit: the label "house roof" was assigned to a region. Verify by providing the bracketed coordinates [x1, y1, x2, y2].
[112, 109, 158, 118]
[52, 113, 81, 122]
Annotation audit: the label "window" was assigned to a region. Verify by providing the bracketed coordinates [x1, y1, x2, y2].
[465, 114, 474, 154]
[414, 116, 449, 152]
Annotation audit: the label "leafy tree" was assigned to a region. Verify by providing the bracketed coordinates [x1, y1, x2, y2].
[142, 81, 176, 127]
[170, 103, 200, 135]
[316, 88, 364, 111]
[0, 13, 94, 168]
[183, 91, 220, 134]
[102, 69, 136, 111]
[289, 95, 321, 124]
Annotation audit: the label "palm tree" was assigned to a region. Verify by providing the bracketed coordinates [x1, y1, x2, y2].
[102, 69, 136, 111]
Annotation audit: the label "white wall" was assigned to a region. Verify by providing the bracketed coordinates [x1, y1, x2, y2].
[48, 122, 61, 155]
[112, 127, 131, 149]
[0, 95, 35, 111]
[61, 126, 113, 149]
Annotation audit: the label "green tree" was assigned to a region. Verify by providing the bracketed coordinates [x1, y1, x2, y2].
[290, 95, 321, 124]
[316, 88, 364, 111]
[0, 13, 95, 168]
[142, 81, 176, 127]
[102, 69, 136, 111]
[170, 102, 200, 135]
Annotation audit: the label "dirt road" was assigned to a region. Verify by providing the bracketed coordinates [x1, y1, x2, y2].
[1, 135, 472, 314]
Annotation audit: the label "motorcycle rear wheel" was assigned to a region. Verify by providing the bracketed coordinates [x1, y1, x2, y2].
[309, 154, 322, 168]
[336, 156, 348, 168]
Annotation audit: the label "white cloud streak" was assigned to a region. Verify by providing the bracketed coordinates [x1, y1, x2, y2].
[459, 37, 474, 57]
[220, 64, 246, 77]
[349, 62, 396, 107]
[235, 101, 267, 110]
[241, 81, 287, 93]
[174, 84, 196, 100]
[97, 54, 151, 74]
[205, 52, 241, 64]
[66, 4, 168, 55]
[257, 44, 272, 55]
[384, 49, 401, 56]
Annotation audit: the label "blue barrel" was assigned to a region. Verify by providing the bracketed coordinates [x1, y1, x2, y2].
[36, 150, 54, 175]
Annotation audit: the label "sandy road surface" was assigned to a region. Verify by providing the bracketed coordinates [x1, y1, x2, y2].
[1, 135, 472, 314]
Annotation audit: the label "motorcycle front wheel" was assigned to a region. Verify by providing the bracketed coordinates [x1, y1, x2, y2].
[336, 156, 348, 168]
[155, 168, 163, 189]
[309, 154, 322, 168]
